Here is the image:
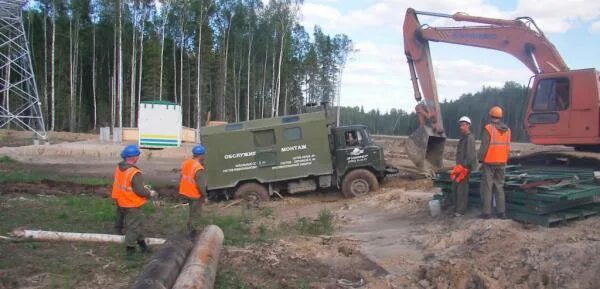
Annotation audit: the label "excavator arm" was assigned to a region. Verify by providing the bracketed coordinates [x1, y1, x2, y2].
[403, 8, 569, 170]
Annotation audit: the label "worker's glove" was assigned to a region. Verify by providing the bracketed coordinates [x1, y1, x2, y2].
[455, 168, 469, 183]
[149, 190, 159, 199]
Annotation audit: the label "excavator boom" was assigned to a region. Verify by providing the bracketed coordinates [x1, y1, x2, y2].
[403, 8, 582, 170]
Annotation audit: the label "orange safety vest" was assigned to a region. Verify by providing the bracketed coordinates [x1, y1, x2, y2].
[179, 159, 205, 199]
[482, 124, 511, 164]
[111, 166, 146, 208]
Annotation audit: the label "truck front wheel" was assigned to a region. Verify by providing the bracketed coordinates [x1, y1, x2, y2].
[234, 183, 270, 202]
[341, 169, 379, 198]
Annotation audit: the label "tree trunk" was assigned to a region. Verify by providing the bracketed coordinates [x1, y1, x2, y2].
[43, 9, 48, 129]
[232, 49, 237, 122]
[159, 17, 165, 101]
[180, 25, 184, 111]
[92, 24, 97, 130]
[50, 4, 55, 131]
[246, 33, 252, 121]
[130, 3, 138, 127]
[275, 27, 286, 117]
[261, 43, 268, 119]
[270, 33, 276, 117]
[173, 38, 177, 103]
[222, 20, 232, 121]
[137, 10, 146, 108]
[118, 0, 123, 128]
[196, 12, 204, 129]
[137, 12, 145, 112]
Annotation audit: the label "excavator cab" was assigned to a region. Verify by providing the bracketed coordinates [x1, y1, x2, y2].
[526, 69, 600, 147]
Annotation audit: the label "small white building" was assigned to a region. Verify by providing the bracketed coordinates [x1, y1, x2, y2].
[138, 101, 182, 148]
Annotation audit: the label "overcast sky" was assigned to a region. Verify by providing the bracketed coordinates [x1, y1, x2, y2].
[298, 0, 600, 112]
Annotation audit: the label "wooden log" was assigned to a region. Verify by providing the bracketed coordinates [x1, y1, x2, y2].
[172, 225, 224, 289]
[131, 235, 194, 289]
[11, 229, 165, 245]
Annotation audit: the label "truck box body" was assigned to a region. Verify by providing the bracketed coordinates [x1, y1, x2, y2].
[201, 112, 333, 190]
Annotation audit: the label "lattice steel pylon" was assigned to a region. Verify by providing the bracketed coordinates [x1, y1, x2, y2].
[0, 0, 47, 141]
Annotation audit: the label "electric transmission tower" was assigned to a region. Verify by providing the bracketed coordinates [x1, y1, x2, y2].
[0, 0, 47, 141]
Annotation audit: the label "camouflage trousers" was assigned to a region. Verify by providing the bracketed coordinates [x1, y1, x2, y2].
[480, 164, 506, 215]
[120, 207, 145, 247]
[450, 174, 470, 214]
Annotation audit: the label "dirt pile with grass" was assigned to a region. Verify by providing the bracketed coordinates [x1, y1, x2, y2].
[334, 184, 600, 289]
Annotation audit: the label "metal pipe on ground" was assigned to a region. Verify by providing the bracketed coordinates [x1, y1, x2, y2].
[11, 229, 165, 245]
[172, 225, 224, 289]
[130, 235, 194, 289]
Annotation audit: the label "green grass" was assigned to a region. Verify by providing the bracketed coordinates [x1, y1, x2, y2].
[0, 156, 16, 164]
[214, 270, 251, 289]
[294, 209, 335, 236]
[0, 170, 47, 183]
[0, 192, 332, 288]
[0, 168, 111, 186]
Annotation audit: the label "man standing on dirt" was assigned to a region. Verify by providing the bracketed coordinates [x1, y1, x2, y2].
[178, 144, 208, 237]
[478, 106, 511, 219]
[112, 145, 159, 254]
[450, 116, 477, 217]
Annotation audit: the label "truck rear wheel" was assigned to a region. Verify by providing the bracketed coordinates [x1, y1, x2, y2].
[234, 183, 270, 202]
[341, 169, 379, 198]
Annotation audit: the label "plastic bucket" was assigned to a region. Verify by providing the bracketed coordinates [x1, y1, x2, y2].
[428, 199, 441, 217]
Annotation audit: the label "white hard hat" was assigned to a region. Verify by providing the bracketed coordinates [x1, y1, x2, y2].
[458, 116, 471, 124]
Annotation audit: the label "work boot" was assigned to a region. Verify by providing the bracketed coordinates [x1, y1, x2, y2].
[137, 240, 150, 253]
[497, 212, 507, 219]
[479, 213, 490, 219]
[126, 246, 136, 255]
[189, 229, 198, 240]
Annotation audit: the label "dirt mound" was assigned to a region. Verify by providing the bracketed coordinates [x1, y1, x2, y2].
[221, 236, 388, 289]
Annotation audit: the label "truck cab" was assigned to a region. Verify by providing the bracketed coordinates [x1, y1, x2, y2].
[329, 125, 396, 197]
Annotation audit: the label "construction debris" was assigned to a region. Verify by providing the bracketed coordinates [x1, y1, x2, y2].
[434, 166, 600, 226]
[131, 236, 194, 289]
[11, 229, 166, 245]
[172, 225, 224, 289]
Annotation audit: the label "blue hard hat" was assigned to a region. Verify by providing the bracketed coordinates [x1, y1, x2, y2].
[121, 145, 141, 159]
[192, 144, 206, 155]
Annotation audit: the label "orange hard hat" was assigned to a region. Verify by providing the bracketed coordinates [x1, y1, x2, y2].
[489, 106, 503, 118]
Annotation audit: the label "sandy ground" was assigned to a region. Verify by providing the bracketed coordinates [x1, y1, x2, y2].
[1, 130, 600, 289]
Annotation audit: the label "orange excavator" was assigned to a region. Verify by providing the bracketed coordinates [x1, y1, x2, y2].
[403, 8, 600, 170]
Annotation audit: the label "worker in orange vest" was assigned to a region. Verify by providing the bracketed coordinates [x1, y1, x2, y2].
[179, 144, 208, 236]
[478, 106, 511, 219]
[112, 145, 159, 254]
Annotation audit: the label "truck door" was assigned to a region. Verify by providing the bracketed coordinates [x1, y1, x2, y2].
[334, 128, 373, 175]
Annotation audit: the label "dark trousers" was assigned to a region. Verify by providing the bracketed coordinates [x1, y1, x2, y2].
[115, 207, 126, 234]
[451, 174, 470, 214]
[184, 196, 204, 233]
[480, 164, 506, 215]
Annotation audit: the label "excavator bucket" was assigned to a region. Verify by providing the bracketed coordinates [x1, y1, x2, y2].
[405, 126, 446, 170]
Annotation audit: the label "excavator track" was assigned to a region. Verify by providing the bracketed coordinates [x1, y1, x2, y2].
[511, 150, 600, 170]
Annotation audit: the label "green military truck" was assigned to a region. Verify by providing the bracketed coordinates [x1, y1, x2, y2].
[200, 111, 397, 201]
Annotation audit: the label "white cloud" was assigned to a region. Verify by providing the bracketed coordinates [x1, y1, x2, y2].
[590, 21, 600, 33]
[513, 0, 600, 33]
[301, 0, 600, 112]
